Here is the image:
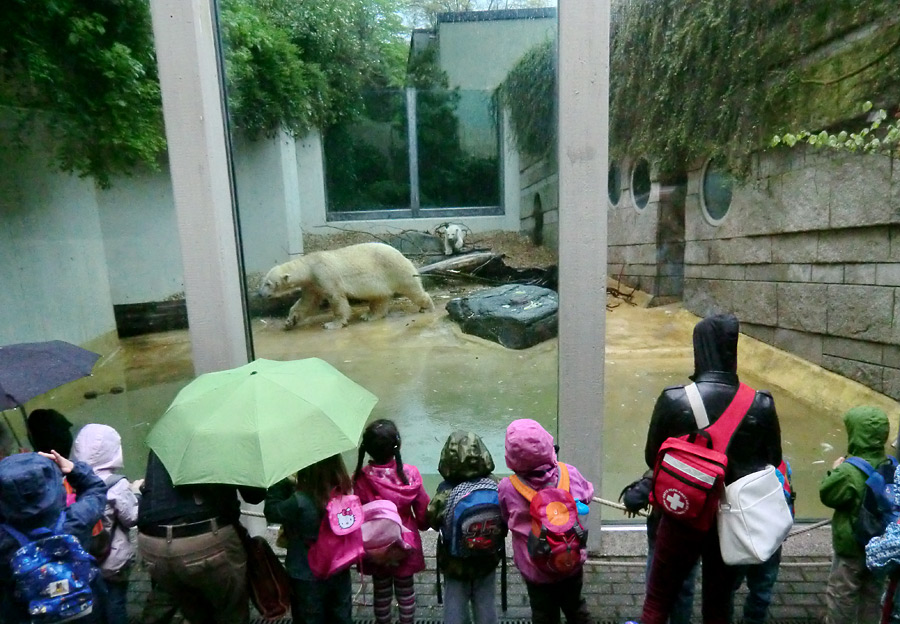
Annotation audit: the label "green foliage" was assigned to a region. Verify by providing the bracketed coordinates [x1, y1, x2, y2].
[220, 0, 329, 137]
[609, 0, 900, 177]
[324, 96, 410, 210]
[0, 0, 165, 187]
[496, 39, 555, 159]
[325, 43, 499, 211]
[2, 0, 411, 184]
[251, 0, 410, 128]
[771, 101, 900, 157]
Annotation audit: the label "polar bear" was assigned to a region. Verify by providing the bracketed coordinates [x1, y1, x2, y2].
[436, 222, 466, 255]
[258, 242, 434, 330]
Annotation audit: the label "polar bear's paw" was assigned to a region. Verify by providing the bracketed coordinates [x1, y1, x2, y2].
[323, 319, 348, 330]
[283, 315, 298, 330]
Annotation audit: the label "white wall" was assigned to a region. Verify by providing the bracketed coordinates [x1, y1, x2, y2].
[96, 166, 185, 303]
[0, 121, 117, 346]
[232, 132, 295, 274]
[439, 17, 558, 91]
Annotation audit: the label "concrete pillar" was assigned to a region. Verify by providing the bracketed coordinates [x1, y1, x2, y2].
[557, 1, 609, 550]
[148, 0, 251, 373]
[501, 108, 522, 231]
[278, 128, 304, 257]
[296, 131, 328, 236]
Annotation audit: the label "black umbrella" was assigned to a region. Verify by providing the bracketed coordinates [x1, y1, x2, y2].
[0, 341, 101, 447]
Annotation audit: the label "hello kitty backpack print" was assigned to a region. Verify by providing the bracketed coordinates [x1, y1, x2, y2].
[307, 492, 365, 579]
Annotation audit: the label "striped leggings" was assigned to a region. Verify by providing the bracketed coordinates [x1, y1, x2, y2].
[373, 574, 416, 624]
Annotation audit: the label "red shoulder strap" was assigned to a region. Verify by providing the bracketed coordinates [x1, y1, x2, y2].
[703, 383, 756, 452]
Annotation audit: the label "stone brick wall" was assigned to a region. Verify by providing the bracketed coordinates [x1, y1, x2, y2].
[518, 152, 559, 250]
[608, 158, 686, 303]
[681, 147, 900, 400]
[608, 157, 661, 297]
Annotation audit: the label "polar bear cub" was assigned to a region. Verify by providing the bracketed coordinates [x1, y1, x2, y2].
[258, 242, 434, 330]
[438, 223, 466, 255]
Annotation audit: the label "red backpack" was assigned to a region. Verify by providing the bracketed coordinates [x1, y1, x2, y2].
[650, 383, 756, 531]
[509, 463, 587, 576]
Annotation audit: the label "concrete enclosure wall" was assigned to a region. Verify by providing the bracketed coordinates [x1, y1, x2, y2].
[96, 167, 184, 303]
[0, 120, 117, 348]
[681, 148, 900, 400]
[519, 152, 559, 250]
[438, 13, 557, 92]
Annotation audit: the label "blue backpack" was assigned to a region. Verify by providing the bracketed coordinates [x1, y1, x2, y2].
[1, 512, 98, 624]
[845, 456, 900, 546]
[441, 477, 505, 558]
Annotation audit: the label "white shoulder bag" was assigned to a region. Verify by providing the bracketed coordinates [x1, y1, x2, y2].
[684, 383, 793, 565]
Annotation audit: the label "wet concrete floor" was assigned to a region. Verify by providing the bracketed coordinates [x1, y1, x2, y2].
[9, 287, 898, 521]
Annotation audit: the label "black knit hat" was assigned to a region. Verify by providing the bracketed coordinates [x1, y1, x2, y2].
[27, 409, 74, 458]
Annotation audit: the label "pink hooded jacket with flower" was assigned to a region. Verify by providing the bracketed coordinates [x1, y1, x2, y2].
[354, 459, 430, 577]
[498, 419, 594, 584]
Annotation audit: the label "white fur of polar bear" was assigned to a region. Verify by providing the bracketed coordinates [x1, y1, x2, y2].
[258, 242, 434, 330]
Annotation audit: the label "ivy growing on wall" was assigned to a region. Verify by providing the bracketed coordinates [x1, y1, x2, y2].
[609, 0, 900, 177]
[496, 39, 556, 160]
[0, 0, 165, 188]
[495, 1, 900, 176]
[0, 0, 410, 186]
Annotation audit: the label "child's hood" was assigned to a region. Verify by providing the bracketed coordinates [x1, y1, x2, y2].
[0, 453, 65, 526]
[72, 423, 124, 474]
[438, 430, 495, 482]
[843, 406, 890, 460]
[363, 459, 423, 504]
[505, 418, 557, 476]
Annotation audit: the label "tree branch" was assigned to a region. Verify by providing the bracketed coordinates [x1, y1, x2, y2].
[801, 36, 900, 86]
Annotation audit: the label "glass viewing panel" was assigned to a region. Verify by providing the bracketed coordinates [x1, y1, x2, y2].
[223, 4, 561, 492]
[5, 0, 879, 526]
[324, 90, 410, 212]
[631, 157, 651, 210]
[0, 0, 195, 479]
[608, 161, 621, 206]
[701, 157, 734, 224]
[604, 1, 900, 520]
[417, 88, 500, 209]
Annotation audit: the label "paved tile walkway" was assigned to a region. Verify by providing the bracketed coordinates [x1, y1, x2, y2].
[127, 523, 832, 623]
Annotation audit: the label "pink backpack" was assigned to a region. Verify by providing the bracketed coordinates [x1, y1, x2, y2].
[360, 500, 415, 566]
[307, 492, 365, 579]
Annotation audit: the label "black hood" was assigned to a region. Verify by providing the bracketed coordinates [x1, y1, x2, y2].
[690, 313, 739, 380]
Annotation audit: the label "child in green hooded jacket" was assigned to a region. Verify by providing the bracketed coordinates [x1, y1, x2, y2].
[427, 430, 506, 624]
[820, 405, 892, 624]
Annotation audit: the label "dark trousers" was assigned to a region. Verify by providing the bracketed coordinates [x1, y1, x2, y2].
[730, 546, 782, 624]
[647, 511, 696, 624]
[105, 577, 129, 624]
[524, 570, 593, 624]
[289, 571, 352, 624]
[138, 525, 249, 624]
[642, 516, 736, 624]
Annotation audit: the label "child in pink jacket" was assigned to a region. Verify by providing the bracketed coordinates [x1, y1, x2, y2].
[353, 419, 430, 624]
[498, 418, 594, 623]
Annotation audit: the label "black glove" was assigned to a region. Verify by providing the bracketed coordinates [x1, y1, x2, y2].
[619, 475, 653, 516]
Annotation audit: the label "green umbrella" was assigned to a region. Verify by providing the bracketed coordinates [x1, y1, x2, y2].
[146, 357, 378, 488]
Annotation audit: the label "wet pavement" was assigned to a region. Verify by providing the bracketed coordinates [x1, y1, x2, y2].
[9, 283, 898, 521]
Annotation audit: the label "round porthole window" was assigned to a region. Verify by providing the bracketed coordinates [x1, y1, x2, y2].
[608, 162, 621, 206]
[701, 157, 734, 225]
[631, 158, 651, 211]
